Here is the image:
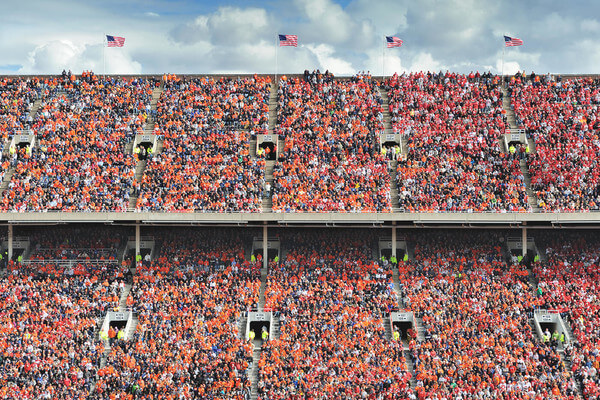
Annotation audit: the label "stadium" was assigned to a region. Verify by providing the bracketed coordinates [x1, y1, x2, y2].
[0, 68, 599, 400]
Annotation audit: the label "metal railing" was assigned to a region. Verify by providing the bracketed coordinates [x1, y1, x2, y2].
[21, 259, 119, 266]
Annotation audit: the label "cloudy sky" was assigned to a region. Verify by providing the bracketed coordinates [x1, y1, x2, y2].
[1, 0, 598, 76]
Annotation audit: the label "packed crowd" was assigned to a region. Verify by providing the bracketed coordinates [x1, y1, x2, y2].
[259, 230, 413, 399]
[0, 77, 46, 183]
[398, 231, 580, 399]
[94, 229, 260, 399]
[0, 263, 123, 399]
[136, 75, 269, 212]
[0, 77, 43, 140]
[533, 233, 600, 399]
[25, 225, 127, 261]
[0, 72, 157, 211]
[272, 75, 391, 212]
[4, 224, 600, 398]
[509, 77, 600, 211]
[386, 72, 529, 212]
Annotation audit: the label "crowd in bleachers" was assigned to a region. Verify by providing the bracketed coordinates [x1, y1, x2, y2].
[0, 77, 46, 183]
[399, 231, 580, 399]
[25, 226, 126, 261]
[0, 77, 43, 140]
[94, 229, 259, 399]
[0, 72, 156, 211]
[272, 74, 391, 212]
[136, 75, 269, 212]
[4, 224, 600, 398]
[258, 230, 413, 399]
[386, 72, 529, 212]
[0, 264, 122, 399]
[1, 70, 600, 214]
[533, 233, 600, 399]
[509, 76, 600, 211]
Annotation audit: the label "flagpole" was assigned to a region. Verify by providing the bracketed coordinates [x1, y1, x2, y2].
[275, 34, 278, 85]
[501, 36, 505, 79]
[103, 34, 106, 78]
[382, 37, 385, 79]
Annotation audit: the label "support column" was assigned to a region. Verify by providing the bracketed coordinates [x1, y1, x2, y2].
[135, 223, 140, 259]
[8, 224, 13, 261]
[392, 224, 397, 258]
[522, 226, 527, 257]
[263, 224, 268, 269]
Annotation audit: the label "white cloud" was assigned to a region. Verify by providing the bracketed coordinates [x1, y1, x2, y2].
[581, 18, 600, 32]
[294, 0, 356, 44]
[2, 0, 600, 75]
[170, 7, 270, 46]
[409, 52, 443, 73]
[346, 0, 408, 34]
[304, 44, 355, 75]
[496, 59, 521, 76]
[20, 40, 141, 74]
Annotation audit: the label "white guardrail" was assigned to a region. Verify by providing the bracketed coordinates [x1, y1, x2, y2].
[0, 210, 600, 224]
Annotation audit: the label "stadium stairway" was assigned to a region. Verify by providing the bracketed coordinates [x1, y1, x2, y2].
[558, 318, 584, 398]
[27, 96, 43, 121]
[128, 159, 147, 209]
[262, 161, 274, 212]
[501, 83, 540, 212]
[249, 136, 257, 158]
[378, 87, 401, 211]
[259, 81, 279, 213]
[258, 265, 268, 310]
[389, 160, 399, 211]
[144, 83, 164, 133]
[384, 316, 392, 340]
[125, 84, 164, 209]
[404, 349, 418, 389]
[392, 264, 404, 308]
[267, 81, 278, 135]
[414, 316, 425, 341]
[501, 84, 518, 128]
[521, 159, 540, 211]
[238, 314, 247, 339]
[118, 283, 132, 310]
[0, 168, 16, 198]
[379, 86, 408, 156]
[250, 345, 261, 400]
[271, 314, 281, 340]
[377, 86, 394, 136]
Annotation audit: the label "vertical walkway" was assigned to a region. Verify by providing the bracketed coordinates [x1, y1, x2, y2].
[91, 275, 136, 395]
[378, 86, 400, 211]
[267, 81, 278, 136]
[392, 257, 419, 389]
[501, 84, 540, 211]
[262, 161, 274, 212]
[145, 84, 164, 134]
[128, 84, 165, 209]
[249, 257, 270, 400]
[261, 81, 279, 213]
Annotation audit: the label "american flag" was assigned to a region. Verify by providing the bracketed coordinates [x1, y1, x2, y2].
[106, 35, 125, 47]
[386, 36, 403, 48]
[504, 36, 523, 47]
[279, 34, 298, 47]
